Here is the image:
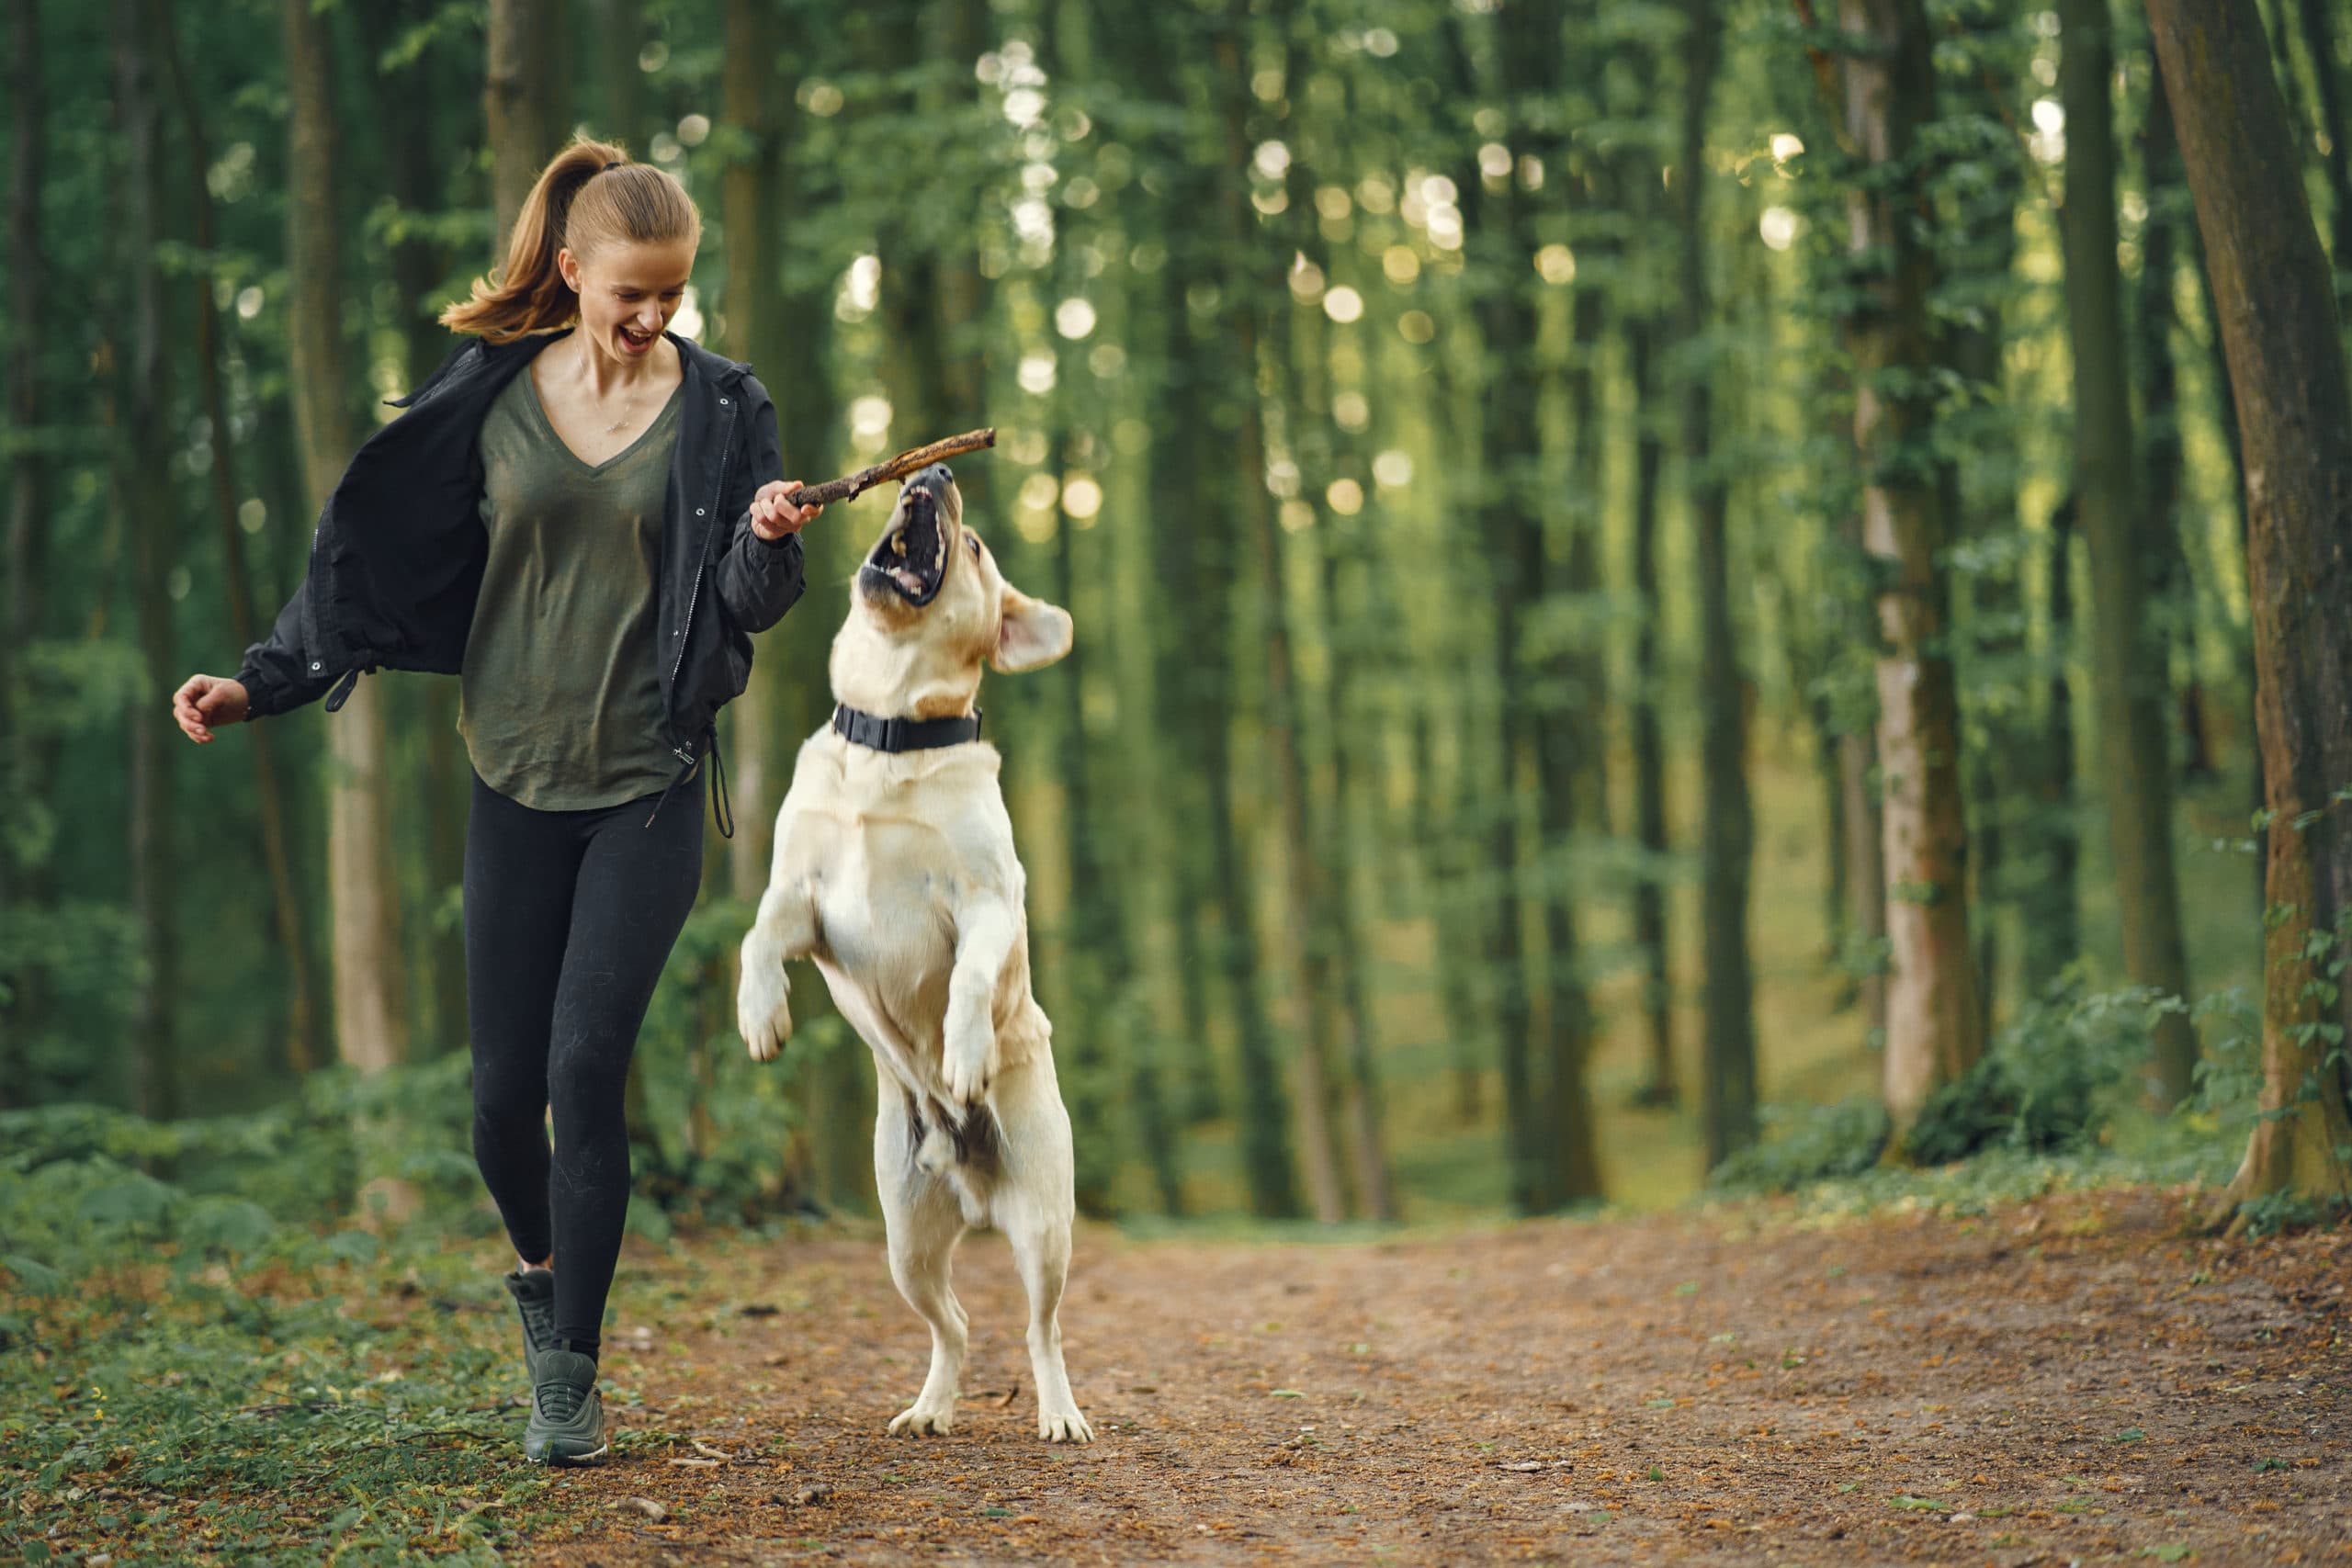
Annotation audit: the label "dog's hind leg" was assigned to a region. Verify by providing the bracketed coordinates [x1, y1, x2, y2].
[737, 876, 816, 1063]
[876, 1085, 970, 1437]
[990, 1060, 1093, 1443]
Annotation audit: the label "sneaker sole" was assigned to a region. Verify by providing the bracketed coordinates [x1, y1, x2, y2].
[536, 1448, 606, 1476]
[529, 1440, 609, 1467]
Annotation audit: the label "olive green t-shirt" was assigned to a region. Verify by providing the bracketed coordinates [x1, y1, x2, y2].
[458, 368, 685, 810]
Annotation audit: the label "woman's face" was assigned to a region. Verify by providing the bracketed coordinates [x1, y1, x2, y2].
[560, 238, 696, 364]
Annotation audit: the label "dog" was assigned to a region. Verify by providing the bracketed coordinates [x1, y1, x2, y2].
[735, 463, 1091, 1443]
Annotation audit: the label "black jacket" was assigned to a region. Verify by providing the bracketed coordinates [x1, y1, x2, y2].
[236, 329, 806, 800]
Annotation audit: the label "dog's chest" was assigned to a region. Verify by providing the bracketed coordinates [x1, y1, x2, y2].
[789, 809, 956, 993]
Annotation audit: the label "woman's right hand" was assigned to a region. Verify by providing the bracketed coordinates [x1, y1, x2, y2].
[173, 674, 250, 744]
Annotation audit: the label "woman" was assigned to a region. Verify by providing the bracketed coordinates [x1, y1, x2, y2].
[170, 138, 822, 1464]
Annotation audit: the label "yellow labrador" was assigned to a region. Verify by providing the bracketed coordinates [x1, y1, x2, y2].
[736, 464, 1091, 1443]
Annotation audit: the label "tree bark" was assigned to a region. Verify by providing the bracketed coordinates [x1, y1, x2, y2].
[288, 0, 412, 1084]
[2061, 0, 2200, 1106]
[1, 0, 53, 1103]
[2143, 0, 2352, 1220]
[2134, 64, 2212, 783]
[723, 0, 788, 904]
[1836, 0, 1988, 1140]
[1623, 319, 1678, 1107]
[2020, 498, 2085, 995]
[1214, 0, 1345, 1224]
[592, 0, 643, 145]
[158, 3, 324, 1077]
[2290, 0, 2352, 283]
[354, 0, 471, 1058]
[117, 0, 180, 1122]
[1678, 0, 1758, 1167]
[486, 0, 546, 256]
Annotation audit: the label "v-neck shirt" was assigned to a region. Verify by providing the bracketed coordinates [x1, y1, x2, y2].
[458, 366, 685, 810]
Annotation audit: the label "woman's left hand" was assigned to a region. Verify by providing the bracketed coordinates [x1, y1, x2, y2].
[751, 480, 822, 540]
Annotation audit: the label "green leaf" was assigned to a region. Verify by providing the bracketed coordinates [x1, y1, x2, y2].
[2143, 1547, 2192, 1563]
[1, 1254, 64, 1296]
[2113, 1427, 2146, 1443]
[1270, 1389, 1304, 1398]
[1889, 1495, 1945, 1511]
[325, 1230, 379, 1268]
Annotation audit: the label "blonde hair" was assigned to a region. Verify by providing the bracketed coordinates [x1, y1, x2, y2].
[440, 137, 702, 342]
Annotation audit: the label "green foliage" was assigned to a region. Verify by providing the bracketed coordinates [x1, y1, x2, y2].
[1710, 1098, 1891, 1194]
[0, 1204, 559, 1564]
[1903, 980, 2165, 1166]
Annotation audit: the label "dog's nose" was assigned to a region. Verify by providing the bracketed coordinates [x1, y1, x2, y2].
[911, 463, 953, 494]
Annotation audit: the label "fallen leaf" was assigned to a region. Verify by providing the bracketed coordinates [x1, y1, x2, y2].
[992, 1381, 1022, 1409]
[614, 1497, 668, 1522]
[1500, 1461, 1544, 1472]
[691, 1439, 736, 1461]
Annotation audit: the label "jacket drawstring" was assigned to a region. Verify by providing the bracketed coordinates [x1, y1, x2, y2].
[705, 723, 733, 839]
[642, 724, 732, 838]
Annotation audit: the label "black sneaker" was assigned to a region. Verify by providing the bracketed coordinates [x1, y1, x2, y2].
[502, 1266, 559, 1382]
[524, 1348, 607, 1465]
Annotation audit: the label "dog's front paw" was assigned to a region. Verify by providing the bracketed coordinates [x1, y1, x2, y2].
[888, 1399, 956, 1438]
[942, 1028, 995, 1109]
[941, 1010, 997, 1109]
[1037, 1404, 1093, 1444]
[737, 963, 793, 1064]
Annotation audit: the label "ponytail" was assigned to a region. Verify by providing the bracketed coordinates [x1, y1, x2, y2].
[439, 136, 702, 342]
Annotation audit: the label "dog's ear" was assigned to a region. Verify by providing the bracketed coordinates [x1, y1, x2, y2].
[992, 583, 1073, 672]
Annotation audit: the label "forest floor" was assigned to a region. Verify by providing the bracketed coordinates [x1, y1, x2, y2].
[510, 1188, 2348, 1567]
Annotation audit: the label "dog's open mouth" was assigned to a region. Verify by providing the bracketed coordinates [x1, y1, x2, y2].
[861, 485, 947, 606]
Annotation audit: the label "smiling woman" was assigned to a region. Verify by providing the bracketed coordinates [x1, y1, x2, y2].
[166, 134, 827, 1472]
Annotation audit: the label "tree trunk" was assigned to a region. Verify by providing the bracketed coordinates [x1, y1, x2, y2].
[486, 0, 546, 255]
[2020, 499, 2086, 995]
[1213, 4, 1344, 1224]
[2290, 0, 2352, 281]
[1678, 0, 1757, 1167]
[2143, 0, 2352, 1221]
[2144, 72, 2211, 784]
[355, 0, 471, 1058]
[2061, 0, 2200, 1105]
[1, 0, 53, 1104]
[592, 0, 643, 145]
[158, 3, 324, 1076]
[722, 0, 787, 903]
[1623, 319, 1678, 1108]
[287, 0, 412, 1086]
[1837, 0, 1987, 1140]
[1286, 229, 1396, 1222]
[117, 0, 180, 1122]
[2136, 68, 2212, 781]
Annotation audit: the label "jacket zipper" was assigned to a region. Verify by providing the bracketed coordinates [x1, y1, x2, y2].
[666, 390, 740, 760]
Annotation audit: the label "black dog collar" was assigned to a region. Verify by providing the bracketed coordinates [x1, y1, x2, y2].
[832, 704, 983, 752]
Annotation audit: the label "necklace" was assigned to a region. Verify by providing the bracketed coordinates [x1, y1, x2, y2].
[598, 379, 640, 435]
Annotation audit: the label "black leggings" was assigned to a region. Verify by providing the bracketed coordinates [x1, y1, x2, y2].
[464, 772, 703, 1353]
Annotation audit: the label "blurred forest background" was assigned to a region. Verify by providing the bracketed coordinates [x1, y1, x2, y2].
[5, 0, 2350, 1244]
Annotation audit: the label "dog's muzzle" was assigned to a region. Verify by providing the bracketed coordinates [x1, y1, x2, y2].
[861, 466, 956, 607]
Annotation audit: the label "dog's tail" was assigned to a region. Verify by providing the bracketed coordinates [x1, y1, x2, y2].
[907, 1099, 1002, 1180]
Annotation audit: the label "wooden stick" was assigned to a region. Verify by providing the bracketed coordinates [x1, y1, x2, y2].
[783, 428, 996, 508]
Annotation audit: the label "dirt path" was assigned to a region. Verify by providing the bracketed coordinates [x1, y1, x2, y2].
[529, 1191, 2348, 1566]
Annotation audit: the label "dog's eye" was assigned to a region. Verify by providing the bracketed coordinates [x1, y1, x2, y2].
[966, 536, 980, 557]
